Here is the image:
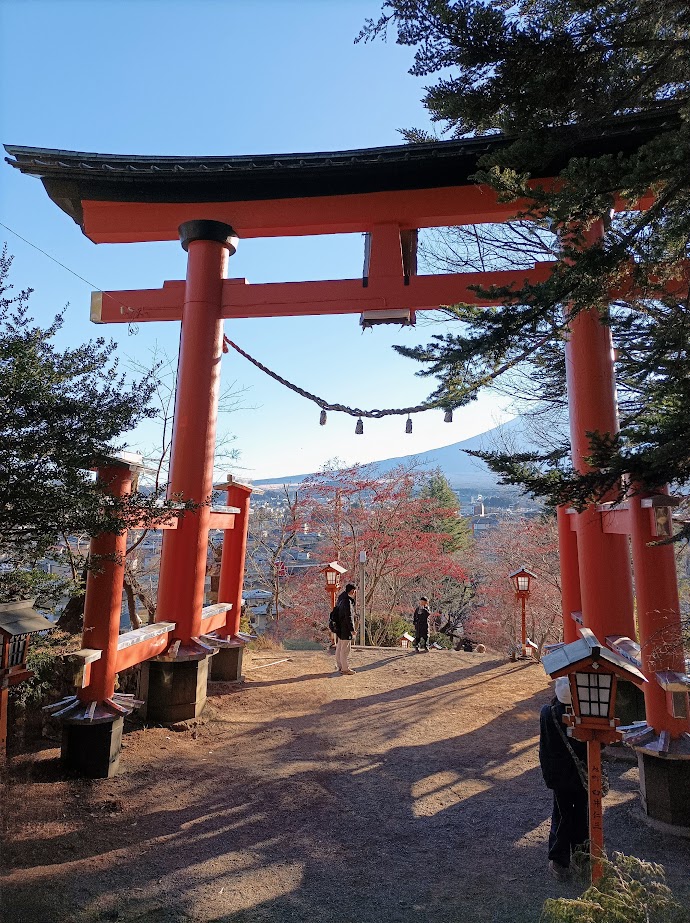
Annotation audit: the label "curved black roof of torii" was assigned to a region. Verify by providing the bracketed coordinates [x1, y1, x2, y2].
[4, 105, 680, 223]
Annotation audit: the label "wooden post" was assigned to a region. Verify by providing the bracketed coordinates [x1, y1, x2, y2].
[217, 482, 252, 638]
[79, 462, 133, 703]
[157, 221, 237, 643]
[557, 504, 581, 644]
[629, 488, 688, 737]
[0, 682, 8, 761]
[587, 739, 605, 883]
[564, 220, 635, 643]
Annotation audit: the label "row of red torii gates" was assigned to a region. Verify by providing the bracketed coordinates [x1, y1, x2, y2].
[5, 107, 689, 830]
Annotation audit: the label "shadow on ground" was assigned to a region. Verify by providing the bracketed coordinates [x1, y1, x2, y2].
[2, 651, 688, 923]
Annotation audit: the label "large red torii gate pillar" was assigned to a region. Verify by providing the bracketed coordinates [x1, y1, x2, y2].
[142, 221, 242, 723]
[563, 222, 635, 647]
[560, 222, 690, 831]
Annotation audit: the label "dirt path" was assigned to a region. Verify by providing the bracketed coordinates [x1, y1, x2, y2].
[2, 648, 689, 923]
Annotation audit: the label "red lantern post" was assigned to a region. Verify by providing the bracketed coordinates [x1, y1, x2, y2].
[510, 567, 537, 659]
[542, 628, 647, 882]
[322, 561, 347, 611]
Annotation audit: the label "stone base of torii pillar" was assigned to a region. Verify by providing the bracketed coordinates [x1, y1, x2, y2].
[61, 715, 124, 779]
[205, 635, 245, 682]
[638, 752, 690, 836]
[626, 728, 690, 835]
[138, 639, 216, 724]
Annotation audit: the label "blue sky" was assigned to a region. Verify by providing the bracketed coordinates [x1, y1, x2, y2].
[0, 0, 511, 480]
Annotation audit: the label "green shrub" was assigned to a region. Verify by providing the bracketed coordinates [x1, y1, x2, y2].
[9, 628, 79, 713]
[283, 639, 322, 650]
[429, 631, 452, 649]
[541, 853, 685, 923]
[367, 614, 412, 647]
[0, 568, 73, 606]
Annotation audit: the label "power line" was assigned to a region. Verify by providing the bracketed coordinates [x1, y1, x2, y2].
[1, 221, 453, 425]
[0, 221, 138, 331]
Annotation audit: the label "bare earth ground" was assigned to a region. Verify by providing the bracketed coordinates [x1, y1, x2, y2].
[1, 648, 689, 923]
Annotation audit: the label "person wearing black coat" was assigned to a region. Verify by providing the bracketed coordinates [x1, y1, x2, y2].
[334, 583, 357, 675]
[539, 676, 588, 880]
[412, 597, 431, 652]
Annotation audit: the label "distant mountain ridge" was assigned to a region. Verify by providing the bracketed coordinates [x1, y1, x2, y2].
[254, 417, 526, 489]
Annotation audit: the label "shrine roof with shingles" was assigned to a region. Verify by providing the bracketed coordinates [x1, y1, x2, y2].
[4, 104, 680, 206]
[4, 106, 681, 242]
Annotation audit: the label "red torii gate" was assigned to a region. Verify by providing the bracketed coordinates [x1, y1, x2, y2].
[5, 106, 689, 829]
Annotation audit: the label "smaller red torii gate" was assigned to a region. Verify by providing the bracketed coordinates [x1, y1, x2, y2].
[45, 453, 252, 777]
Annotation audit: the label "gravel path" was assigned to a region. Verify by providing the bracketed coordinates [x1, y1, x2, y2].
[2, 648, 689, 922]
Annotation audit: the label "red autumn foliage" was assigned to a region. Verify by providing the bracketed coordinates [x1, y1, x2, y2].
[279, 462, 469, 644]
[466, 516, 563, 658]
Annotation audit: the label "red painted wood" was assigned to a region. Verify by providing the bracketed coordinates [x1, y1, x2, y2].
[81, 183, 548, 244]
[367, 223, 405, 278]
[114, 633, 170, 673]
[78, 181, 657, 245]
[565, 221, 635, 643]
[630, 487, 689, 736]
[587, 740, 605, 884]
[93, 259, 689, 327]
[91, 265, 557, 325]
[198, 608, 231, 634]
[557, 505, 581, 644]
[0, 687, 8, 759]
[208, 512, 236, 530]
[79, 464, 132, 703]
[156, 238, 230, 643]
[598, 508, 631, 534]
[218, 484, 251, 638]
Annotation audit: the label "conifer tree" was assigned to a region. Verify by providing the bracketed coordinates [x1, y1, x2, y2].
[0, 248, 164, 602]
[360, 2, 690, 532]
[419, 469, 472, 552]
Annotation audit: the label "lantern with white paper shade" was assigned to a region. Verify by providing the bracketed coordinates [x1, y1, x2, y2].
[509, 567, 537, 657]
[322, 561, 347, 611]
[510, 567, 536, 596]
[573, 670, 614, 719]
[542, 627, 647, 884]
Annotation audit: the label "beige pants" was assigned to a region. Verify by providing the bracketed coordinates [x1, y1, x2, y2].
[335, 639, 351, 672]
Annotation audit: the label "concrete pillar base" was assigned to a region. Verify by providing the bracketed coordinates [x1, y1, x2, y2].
[210, 643, 244, 682]
[139, 656, 211, 724]
[638, 752, 690, 835]
[61, 716, 123, 779]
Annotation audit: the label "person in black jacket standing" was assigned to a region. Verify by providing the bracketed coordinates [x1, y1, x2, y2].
[539, 676, 588, 880]
[334, 583, 357, 675]
[412, 596, 431, 652]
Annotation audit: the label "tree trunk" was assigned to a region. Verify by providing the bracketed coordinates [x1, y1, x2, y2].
[124, 580, 143, 630]
[56, 558, 89, 633]
[56, 591, 85, 634]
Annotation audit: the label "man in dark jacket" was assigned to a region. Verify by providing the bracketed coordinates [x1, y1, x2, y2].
[334, 583, 357, 675]
[539, 676, 588, 880]
[412, 596, 431, 652]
